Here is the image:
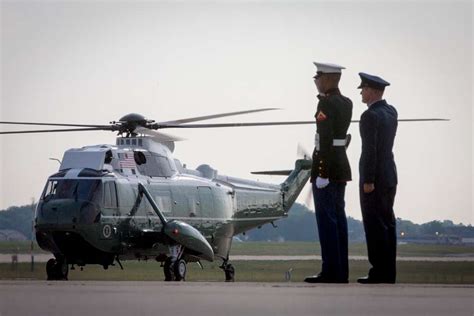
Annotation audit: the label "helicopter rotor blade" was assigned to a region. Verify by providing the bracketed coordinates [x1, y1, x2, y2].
[0, 127, 112, 135]
[156, 108, 281, 125]
[157, 121, 316, 128]
[0, 121, 110, 128]
[156, 118, 449, 129]
[350, 118, 449, 123]
[251, 145, 312, 175]
[251, 170, 292, 175]
[0, 115, 449, 135]
[396, 118, 450, 122]
[134, 127, 185, 142]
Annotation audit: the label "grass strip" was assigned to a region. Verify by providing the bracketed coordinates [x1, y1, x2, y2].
[1, 260, 473, 284]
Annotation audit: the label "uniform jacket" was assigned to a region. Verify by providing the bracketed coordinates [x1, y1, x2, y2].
[359, 99, 398, 188]
[311, 88, 352, 183]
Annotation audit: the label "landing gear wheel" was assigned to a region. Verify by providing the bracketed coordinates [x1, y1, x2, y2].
[173, 259, 187, 281]
[46, 258, 57, 280]
[58, 258, 69, 280]
[46, 258, 68, 280]
[163, 257, 174, 281]
[224, 263, 235, 282]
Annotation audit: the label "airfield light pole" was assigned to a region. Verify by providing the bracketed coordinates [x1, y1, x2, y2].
[30, 198, 35, 272]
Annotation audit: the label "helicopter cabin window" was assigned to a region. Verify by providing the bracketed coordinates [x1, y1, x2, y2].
[153, 192, 172, 215]
[135, 152, 176, 177]
[104, 150, 113, 164]
[103, 181, 118, 208]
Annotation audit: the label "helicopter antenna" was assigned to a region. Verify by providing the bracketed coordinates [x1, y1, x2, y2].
[49, 158, 62, 165]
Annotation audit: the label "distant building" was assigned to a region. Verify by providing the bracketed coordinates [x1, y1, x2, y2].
[437, 235, 462, 245]
[0, 230, 28, 241]
[399, 234, 463, 245]
[461, 238, 474, 245]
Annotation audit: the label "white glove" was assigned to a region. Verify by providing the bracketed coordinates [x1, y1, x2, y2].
[316, 177, 330, 189]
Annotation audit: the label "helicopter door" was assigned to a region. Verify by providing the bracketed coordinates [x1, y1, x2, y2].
[197, 187, 214, 224]
[149, 188, 172, 229]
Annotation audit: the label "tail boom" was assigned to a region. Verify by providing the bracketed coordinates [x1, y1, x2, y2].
[281, 159, 312, 212]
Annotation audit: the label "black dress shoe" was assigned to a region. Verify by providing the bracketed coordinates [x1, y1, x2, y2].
[357, 276, 395, 284]
[304, 275, 348, 284]
[357, 276, 377, 284]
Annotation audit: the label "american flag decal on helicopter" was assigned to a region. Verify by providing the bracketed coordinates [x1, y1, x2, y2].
[119, 153, 136, 168]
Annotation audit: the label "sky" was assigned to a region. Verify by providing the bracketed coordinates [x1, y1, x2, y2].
[0, 0, 472, 225]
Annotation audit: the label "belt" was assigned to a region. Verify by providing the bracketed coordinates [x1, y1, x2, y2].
[333, 139, 346, 146]
[315, 133, 348, 148]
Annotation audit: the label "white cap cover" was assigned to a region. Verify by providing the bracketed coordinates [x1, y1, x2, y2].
[313, 62, 345, 74]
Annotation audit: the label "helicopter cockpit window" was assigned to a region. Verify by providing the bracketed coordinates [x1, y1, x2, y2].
[42, 179, 102, 204]
[42, 180, 58, 199]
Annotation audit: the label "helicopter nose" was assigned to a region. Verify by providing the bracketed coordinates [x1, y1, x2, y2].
[37, 199, 100, 227]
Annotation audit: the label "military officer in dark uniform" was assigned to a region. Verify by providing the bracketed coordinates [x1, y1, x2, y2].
[357, 72, 398, 284]
[304, 62, 352, 283]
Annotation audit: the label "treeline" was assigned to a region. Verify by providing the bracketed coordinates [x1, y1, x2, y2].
[1, 203, 473, 242]
[0, 205, 35, 239]
[242, 204, 474, 242]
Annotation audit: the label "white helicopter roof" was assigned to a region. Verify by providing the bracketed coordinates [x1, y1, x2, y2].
[59, 137, 178, 179]
[60, 145, 114, 171]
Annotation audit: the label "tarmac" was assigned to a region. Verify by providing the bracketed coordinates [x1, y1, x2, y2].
[2, 253, 474, 263]
[0, 281, 473, 316]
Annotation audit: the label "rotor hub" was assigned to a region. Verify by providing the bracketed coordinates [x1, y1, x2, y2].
[113, 113, 154, 135]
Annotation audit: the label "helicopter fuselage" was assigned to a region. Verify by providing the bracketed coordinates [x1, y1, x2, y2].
[35, 137, 309, 269]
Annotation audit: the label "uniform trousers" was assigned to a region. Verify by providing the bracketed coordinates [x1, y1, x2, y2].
[359, 185, 397, 282]
[313, 182, 348, 281]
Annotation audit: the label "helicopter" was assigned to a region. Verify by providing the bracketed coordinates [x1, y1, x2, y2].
[0, 110, 447, 281]
[0, 109, 315, 281]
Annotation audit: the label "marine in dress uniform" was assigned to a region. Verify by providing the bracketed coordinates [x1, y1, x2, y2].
[357, 72, 398, 284]
[304, 62, 352, 283]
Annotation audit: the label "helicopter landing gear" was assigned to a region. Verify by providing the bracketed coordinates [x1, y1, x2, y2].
[163, 245, 187, 281]
[220, 259, 235, 282]
[46, 257, 68, 281]
[163, 257, 187, 281]
[173, 259, 187, 281]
